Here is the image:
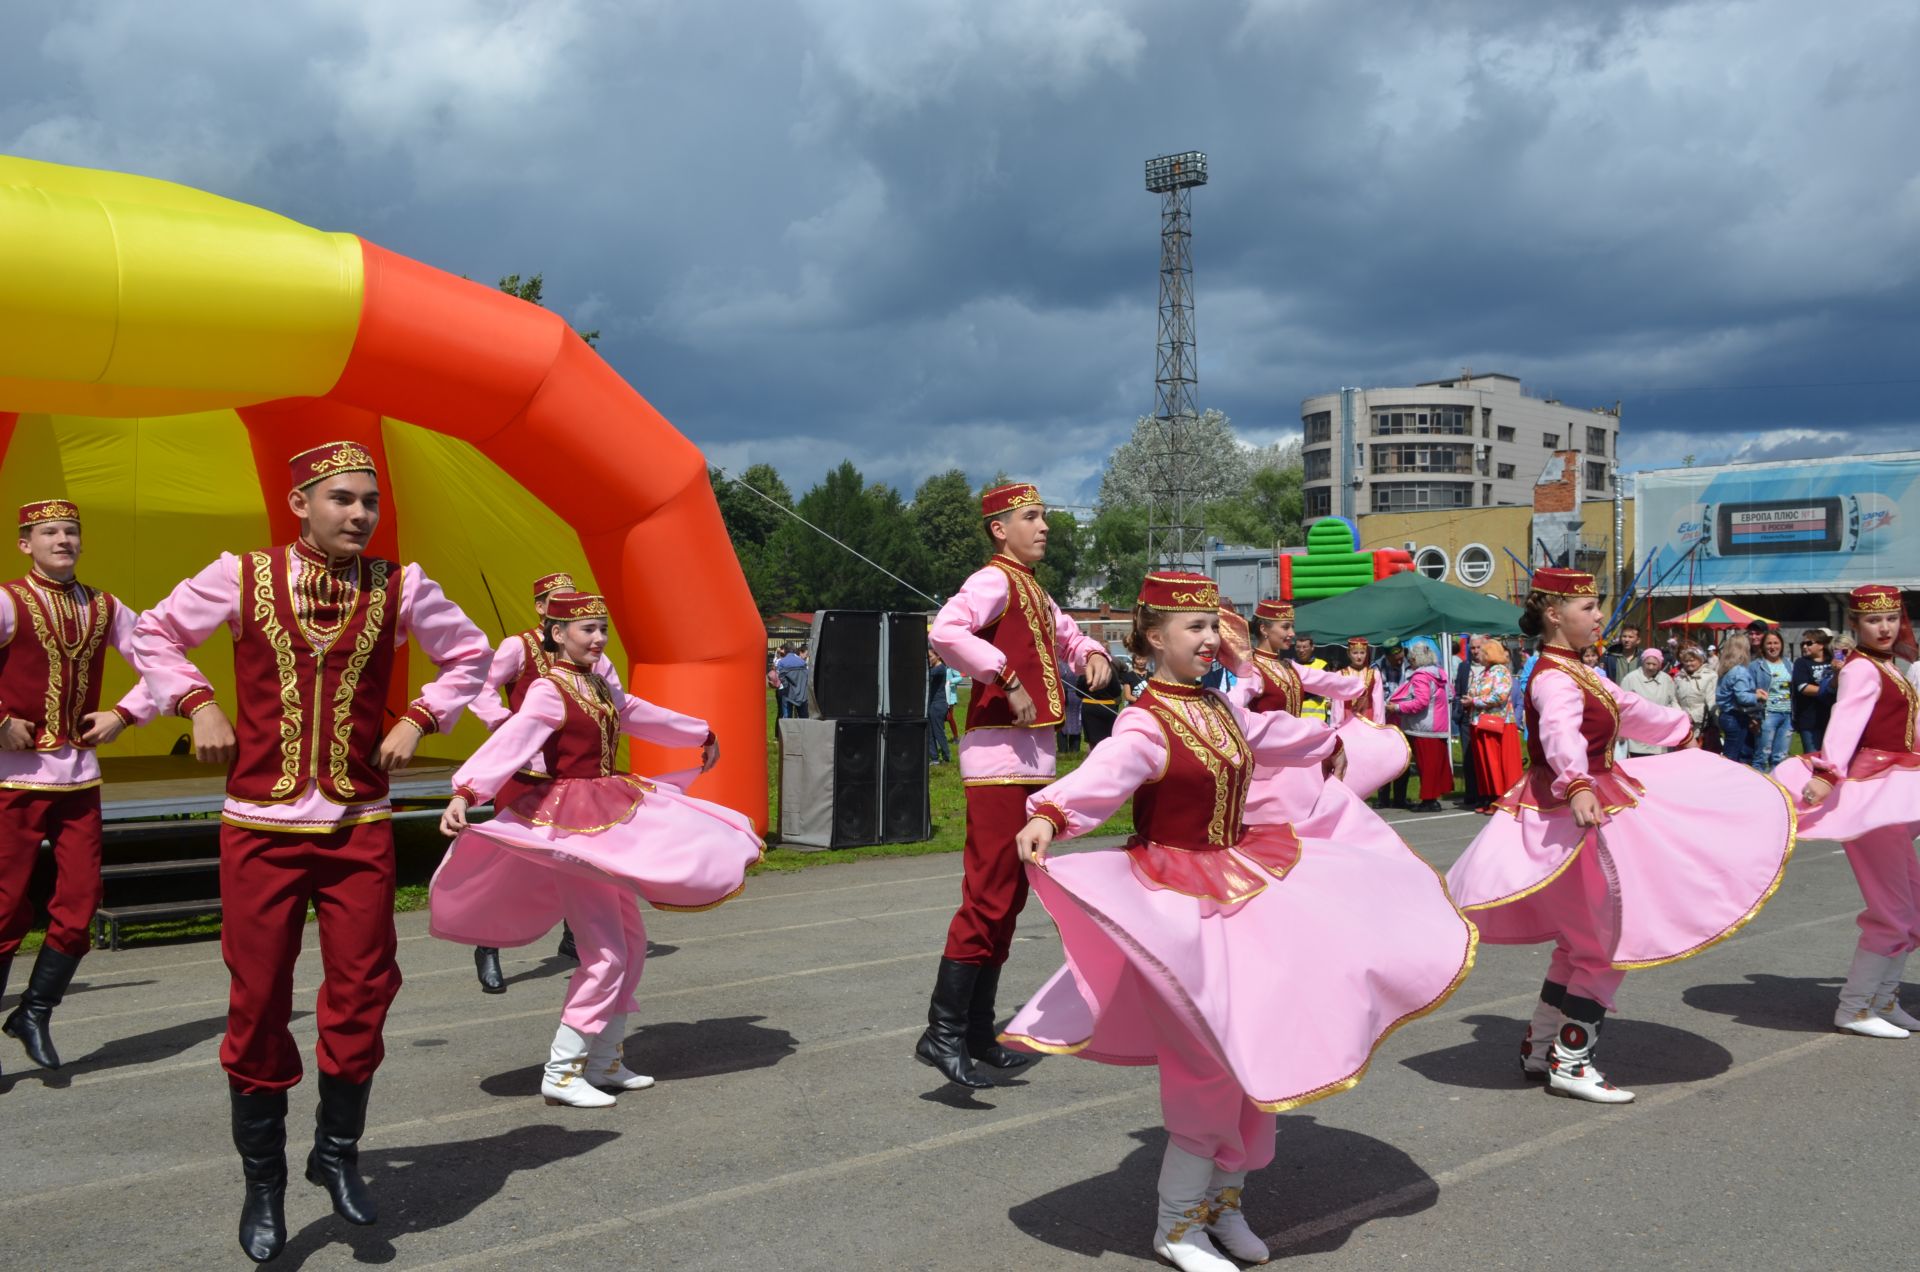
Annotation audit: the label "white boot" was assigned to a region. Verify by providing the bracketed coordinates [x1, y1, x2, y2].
[1546, 1016, 1634, 1104]
[1872, 951, 1920, 1031]
[1205, 1169, 1270, 1264]
[585, 1013, 655, 1092]
[1151, 1143, 1236, 1272]
[1521, 998, 1562, 1080]
[542, 1023, 618, 1107]
[1838, 947, 1911, 1038]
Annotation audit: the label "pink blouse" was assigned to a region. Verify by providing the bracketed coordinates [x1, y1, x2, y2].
[1530, 668, 1692, 802]
[467, 633, 622, 731]
[451, 677, 710, 806]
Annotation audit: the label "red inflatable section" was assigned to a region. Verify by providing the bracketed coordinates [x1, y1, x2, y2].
[258, 242, 766, 825]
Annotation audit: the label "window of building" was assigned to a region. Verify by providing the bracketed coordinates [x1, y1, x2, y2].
[1543, 431, 1559, 449]
[1586, 425, 1608, 456]
[1370, 482, 1472, 513]
[1370, 442, 1472, 475]
[1585, 461, 1610, 493]
[1414, 546, 1450, 580]
[1304, 449, 1331, 480]
[1496, 425, 1515, 443]
[1481, 406, 1492, 438]
[1304, 487, 1331, 519]
[1370, 406, 1469, 436]
[1304, 412, 1332, 445]
[1497, 462, 1516, 479]
[1482, 482, 1493, 505]
[1456, 543, 1495, 587]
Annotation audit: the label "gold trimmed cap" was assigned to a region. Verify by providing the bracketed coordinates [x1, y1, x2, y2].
[533, 571, 575, 600]
[289, 440, 378, 490]
[545, 591, 609, 620]
[1531, 567, 1597, 598]
[1253, 598, 1294, 622]
[980, 482, 1042, 518]
[18, 498, 79, 529]
[1850, 584, 1903, 614]
[1138, 571, 1219, 612]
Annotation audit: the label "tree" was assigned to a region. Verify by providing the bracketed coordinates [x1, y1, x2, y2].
[771, 462, 925, 610]
[1034, 510, 1083, 602]
[912, 469, 983, 600]
[710, 463, 794, 611]
[495, 272, 600, 346]
[1097, 408, 1252, 511]
[1204, 464, 1304, 549]
[1086, 503, 1150, 607]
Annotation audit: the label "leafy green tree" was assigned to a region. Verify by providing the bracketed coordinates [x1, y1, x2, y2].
[912, 469, 982, 599]
[1204, 464, 1304, 549]
[710, 464, 794, 611]
[1087, 503, 1150, 607]
[495, 272, 600, 346]
[1097, 408, 1250, 510]
[771, 462, 925, 610]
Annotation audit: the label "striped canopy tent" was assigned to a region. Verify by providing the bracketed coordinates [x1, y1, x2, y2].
[1657, 597, 1778, 629]
[0, 156, 764, 825]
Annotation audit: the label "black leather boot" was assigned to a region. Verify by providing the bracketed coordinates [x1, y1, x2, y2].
[0, 955, 10, 1079]
[3, 945, 80, 1069]
[966, 962, 1033, 1069]
[556, 924, 577, 961]
[305, 1072, 377, 1224]
[231, 1088, 289, 1263]
[474, 946, 506, 994]
[915, 958, 991, 1089]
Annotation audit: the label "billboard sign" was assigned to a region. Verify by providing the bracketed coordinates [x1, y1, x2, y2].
[1635, 453, 1920, 595]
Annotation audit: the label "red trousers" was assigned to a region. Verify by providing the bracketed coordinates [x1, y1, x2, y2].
[943, 783, 1038, 965]
[1410, 736, 1455, 802]
[0, 786, 103, 959]
[219, 820, 401, 1094]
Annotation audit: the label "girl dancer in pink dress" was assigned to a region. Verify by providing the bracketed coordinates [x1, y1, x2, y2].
[1773, 584, 1920, 1038]
[433, 592, 762, 1107]
[1003, 574, 1477, 1272]
[1446, 569, 1796, 1103]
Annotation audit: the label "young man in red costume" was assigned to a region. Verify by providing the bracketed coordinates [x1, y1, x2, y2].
[131, 442, 491, 1264]
[917, 482, 1112, 1089]
[0, 499, 157, 1074]
[467, 570, 616, 991]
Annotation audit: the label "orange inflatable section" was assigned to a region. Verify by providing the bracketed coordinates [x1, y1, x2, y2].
[317, 243, 765, 819]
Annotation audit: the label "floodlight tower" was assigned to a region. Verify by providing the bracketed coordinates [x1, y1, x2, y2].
[1143, 150, 1208, 570]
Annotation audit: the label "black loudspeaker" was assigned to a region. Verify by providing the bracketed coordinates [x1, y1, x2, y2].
[886, 612, 929, 721]
[810, 611, 884, 718]
[829, 720, 883, 847]
[880, 720, 931, 841]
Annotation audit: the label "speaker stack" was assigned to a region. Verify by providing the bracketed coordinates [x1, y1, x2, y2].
[777, 611, 933, 848]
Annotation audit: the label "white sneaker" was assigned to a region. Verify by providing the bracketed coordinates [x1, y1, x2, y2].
[542, 1023, 618, 1107]
[1838, 1008, 1911, 1039]
[1874, 953, 1920, 1031]
[1837, 948, 1911, 1039]
[1152, 1144, 1237, 1271]
[1205, 1172, 1270, 1264]
[586, 1013, 656, 1092]
[1546, 1019, 1634, 1104]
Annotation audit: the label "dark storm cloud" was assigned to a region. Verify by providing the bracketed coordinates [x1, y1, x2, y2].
[4, 0, 1916, 498]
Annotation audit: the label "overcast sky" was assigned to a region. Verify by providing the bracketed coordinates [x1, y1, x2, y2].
[5, 0, 1916, 505]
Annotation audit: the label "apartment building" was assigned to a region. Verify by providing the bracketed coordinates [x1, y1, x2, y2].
[1300, 373, 1621, 522]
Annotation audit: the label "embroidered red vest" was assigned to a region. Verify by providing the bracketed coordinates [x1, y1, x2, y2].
[507, 630, 554, 711]
[1856, 653, 1919, 755]
[1130, 682, 1251, 850]
[539, 666, 621, 780]
[1345, 667, 1379, 721]
[1499, 648, 1642, 813]
[0, 577, 115, 750]
[1245, 649, 1304, 716]
[229, 547, 401, 804]
[964, 556, 1066, 731]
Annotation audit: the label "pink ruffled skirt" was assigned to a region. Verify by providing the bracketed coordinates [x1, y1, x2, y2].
[1447, 748, 1794, 967]
[1333, 716, 1410, 801]
[1773, 750, 1920, 841]
[429, 769, 763, 948]
[1003, 782, 1477, 1111]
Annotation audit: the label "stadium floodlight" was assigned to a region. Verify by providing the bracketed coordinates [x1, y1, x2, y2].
[1144, 151, 1208, 193]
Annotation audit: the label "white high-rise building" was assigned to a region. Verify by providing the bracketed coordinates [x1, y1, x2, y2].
[1301, 374, 1621, 522]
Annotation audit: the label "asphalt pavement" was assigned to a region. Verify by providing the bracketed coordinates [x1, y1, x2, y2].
[0, 805, 1911, 1270]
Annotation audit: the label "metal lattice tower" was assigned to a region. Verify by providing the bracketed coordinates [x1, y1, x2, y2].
[1143, 150, 1208, 569]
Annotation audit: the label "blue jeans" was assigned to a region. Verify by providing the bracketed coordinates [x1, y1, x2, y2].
[1717, 708, 1753, 766]
[1753, 712, 1792, 772]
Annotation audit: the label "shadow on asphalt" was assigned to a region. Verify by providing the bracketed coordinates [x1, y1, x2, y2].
[1399, 1013, 1733, 1089]
[67, 977, 159, 997]
[476, 1014, 799, 1098]
[1682, 973, 1849, 1033]
[1008, 1120, 1436, 1261]
[271, 1122, 620, 1267]
[1, 1011, 309, 1091]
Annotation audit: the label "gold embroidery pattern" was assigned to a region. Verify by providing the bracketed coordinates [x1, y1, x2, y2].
[11, 584, 64, 749]
[250, 551, 305, 799]
[1536, 652, 1620, 762]
[20, 500, 80, 525]
[328, 560, 391, 797]
[991, 558, 1063, 723]
[309, 442, 375, 478]
[1251, 650, 1303, 715]
[1867, 656, 1919, 751]
[521, 630, 556, 682]
[9, 581, 109, 748]
[1145, 693, 1249, 846]
[551, 667, 618, 776]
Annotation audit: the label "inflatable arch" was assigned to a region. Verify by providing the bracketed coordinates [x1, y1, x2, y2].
[0, 156, 766, 826]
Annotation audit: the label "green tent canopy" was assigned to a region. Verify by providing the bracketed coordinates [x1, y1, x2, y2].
[1293, 570, 1525, 643]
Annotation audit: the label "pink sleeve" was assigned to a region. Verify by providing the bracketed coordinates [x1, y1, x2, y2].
[1298, 662, 1364, 702]
[1230, 692, 1341, 765]
[1389, 672, 1433, 714]
[395, 564, 493, 734]
[1530, 671, 1599, 801]
[1814, 657, 1881, 778]
[1609, 677, 1691, 746]
[106, 598, 160, 726]
[451, 678, 564, 804]
[598, 653, 625, 696]
[1051, 599, 1102, 675]
[468, 635, 521, 731]
[929, 568, 1010, 683]
[1225, 672, 1261, 711]
[1027, 709, 1165, 839]
[616, 688, 712, 749]
[129, 553, 243, 716]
